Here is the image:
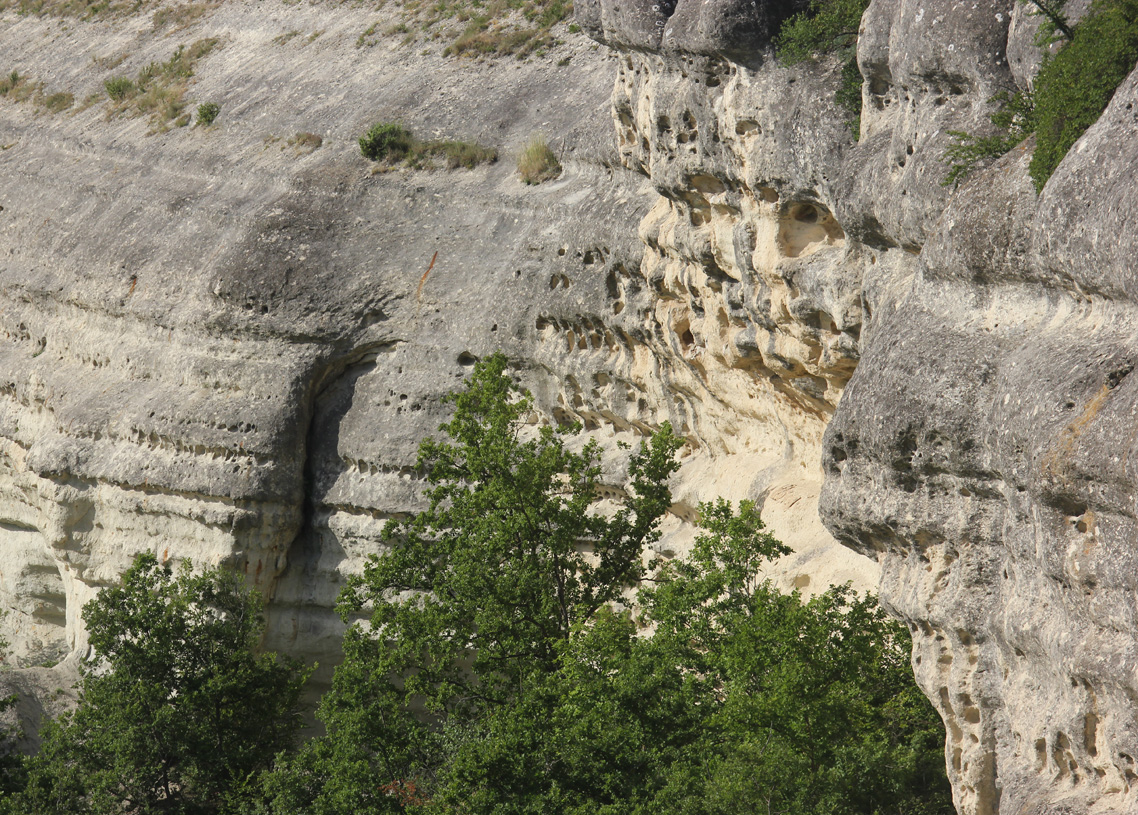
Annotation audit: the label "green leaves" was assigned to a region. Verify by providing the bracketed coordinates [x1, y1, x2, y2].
[1030, 0, 1138, 189]
[11, 553, 307, 815]
[272, 353, 682, 813]
[775, 0, 869, 63]
[941, 90, 1036, 188]
[942, 0, 1138, 190]
[265, 354, 950, 815]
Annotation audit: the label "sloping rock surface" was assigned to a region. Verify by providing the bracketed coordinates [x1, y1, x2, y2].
[0, 0, 871, 712]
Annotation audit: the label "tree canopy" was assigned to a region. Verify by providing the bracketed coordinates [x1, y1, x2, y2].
[9, 553, 307, 815]
[263, 353, 952, 815]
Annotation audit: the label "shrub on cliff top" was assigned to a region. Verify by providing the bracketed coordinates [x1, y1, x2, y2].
[776, 0, 870, 138]
[943, 0, 1138, 190]
[1029, 0, 1138, 188]
[775, 0, 868, 62]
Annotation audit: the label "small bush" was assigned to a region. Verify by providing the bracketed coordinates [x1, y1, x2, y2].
[0, 71, 31, 100]
[196, 101, 219, 125]
[942, 90, 1035, 187]
[103, 75, 134, 101]
[517, 134, 561, 184]
[359, 121, 415, 161]
[775, 0, 869, 138]
[938, 0, 1138, 190]
[776, 0, 869, 62]
[1029, 0, 1138, 189]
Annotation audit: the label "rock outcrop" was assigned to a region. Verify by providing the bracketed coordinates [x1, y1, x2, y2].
[0, 0, 870, 704]
[585, 0, 1138, 812]
[6, 0, 1137, 808]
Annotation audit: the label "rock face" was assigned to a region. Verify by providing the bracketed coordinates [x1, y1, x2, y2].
[0, 0, 871, 704]
[586, 0, 1138, 812]
[6, 0, 1136, 808]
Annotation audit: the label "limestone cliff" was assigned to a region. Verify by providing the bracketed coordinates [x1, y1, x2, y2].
[4, 0, 1136, 809]
[582, 0, 1138, 811]
[0, 0, 870, 703]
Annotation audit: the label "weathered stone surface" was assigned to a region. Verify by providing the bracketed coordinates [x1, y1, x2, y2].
[585, 0, 1138, 810]
[0, 0, 873, 712]
[17, 0, 1138, 807]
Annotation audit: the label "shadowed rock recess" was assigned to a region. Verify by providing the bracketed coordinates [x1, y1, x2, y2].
[2, 0, 1136, 807]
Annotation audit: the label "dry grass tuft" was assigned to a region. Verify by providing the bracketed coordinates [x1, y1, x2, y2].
[517, 134, 560, 184]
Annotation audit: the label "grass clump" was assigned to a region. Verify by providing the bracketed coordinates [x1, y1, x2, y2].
[0, 70, 33, 101]
[102, 38, 221, 130]
[517, 134, 560, 184]
[425, 139, 499, 168]
[150, 1, 215, 30]
[0, 71, 73, 113]
[359, 121, 497, 169]
[39, 91, 74, 112]
[287, 131, 323, 153]
[384, 0, 572, 58]
[0, 0, 155, 20]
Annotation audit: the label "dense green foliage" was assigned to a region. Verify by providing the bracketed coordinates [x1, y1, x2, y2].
[775, 0, 870, 138]
[263, 354, 952, 815]
[775, 0, 868, 63]
[8, 554, 307, 815]
[943, 0, 1138, 189]
[359, 121, 498, 169]
[196, 101, 220, 126]
[1029, 0, 1138, 187]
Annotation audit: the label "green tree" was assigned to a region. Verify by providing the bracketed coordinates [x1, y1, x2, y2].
[440, 501, 951, 815]
[0, 623, 27, 805]
[12, 554, 307, 815]
[264, 353, 682, 813]
[266, 354, 951, 815]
